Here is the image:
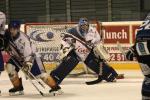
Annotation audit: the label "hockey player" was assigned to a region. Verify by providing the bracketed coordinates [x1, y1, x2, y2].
[125, 13, 150, 100]
[4, 20, 61, 95]
[0, 11, 6, 94]
[50, 17, 121, 85]
[0, 11, 6, 72]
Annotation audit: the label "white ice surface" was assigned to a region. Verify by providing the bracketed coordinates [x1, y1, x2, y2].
[0, 70, 144, 100]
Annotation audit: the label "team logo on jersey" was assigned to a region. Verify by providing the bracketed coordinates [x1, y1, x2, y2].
[29, 30, 54, 42]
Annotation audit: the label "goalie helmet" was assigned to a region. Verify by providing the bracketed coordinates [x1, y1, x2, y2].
[0, 11, 6, 35]
[78, 17, 89, 35]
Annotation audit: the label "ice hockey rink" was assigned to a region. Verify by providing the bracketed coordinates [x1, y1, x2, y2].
[0, 70, 143, 100]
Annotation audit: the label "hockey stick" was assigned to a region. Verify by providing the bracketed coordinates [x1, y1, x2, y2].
[85, 21, 104, 85]
[8, 41, 46, 89]
[85, 23, 125, 85]
[116, 41, 126, 56]
[86, 74, 125, 85]
[62, 32, 93, 50]
[85, 77, 103, 85]
[9, 57, 45, 96]
[7, 42, 47, 96]
[85, 61, 103, 85]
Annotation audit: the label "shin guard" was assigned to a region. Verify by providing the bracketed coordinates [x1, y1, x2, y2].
[85, 51, 118, 82]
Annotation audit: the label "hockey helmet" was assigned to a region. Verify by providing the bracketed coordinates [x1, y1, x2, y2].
[8, 20, 21, 29]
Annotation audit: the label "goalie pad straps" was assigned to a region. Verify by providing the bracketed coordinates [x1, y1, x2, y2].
[50, 50, 80, 84]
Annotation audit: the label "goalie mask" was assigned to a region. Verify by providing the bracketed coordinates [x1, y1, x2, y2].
[78, 18, 89, 36]
[0, 11, 6, 35]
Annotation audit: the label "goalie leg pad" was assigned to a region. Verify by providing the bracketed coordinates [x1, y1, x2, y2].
[84, 51, 100, 74]
[102, 63, 118, 82]
[50, 51, 80, 84]
[0, 51, 4, 71]
[142, 77, 150, 99]
[85, 51, 118, 82]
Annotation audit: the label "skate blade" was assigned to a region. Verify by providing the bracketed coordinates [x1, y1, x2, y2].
[9, 91, 24, 96]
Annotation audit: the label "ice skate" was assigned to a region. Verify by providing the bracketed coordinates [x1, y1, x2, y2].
[9, 78, 24, 96]
[9, 87, 24, 96]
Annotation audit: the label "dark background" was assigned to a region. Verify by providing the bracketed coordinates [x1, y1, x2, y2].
[0, 0, 149, 23]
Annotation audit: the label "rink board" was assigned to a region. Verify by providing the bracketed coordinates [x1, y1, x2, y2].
[44, 61, 140, 71]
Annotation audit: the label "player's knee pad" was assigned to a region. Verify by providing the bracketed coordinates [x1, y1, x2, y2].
[6, 63, 18, 80]
[102, 63, 118, 82]
[142, 77, 150, 100]
[50, 51, 80, 84]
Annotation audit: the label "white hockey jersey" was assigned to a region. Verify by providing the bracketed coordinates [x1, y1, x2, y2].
[61, 26, 101, 61]
[9, 31, 36, 62]
[0, 12, 6, 35]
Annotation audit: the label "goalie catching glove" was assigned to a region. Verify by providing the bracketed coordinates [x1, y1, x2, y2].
[93, 43, 110, 61]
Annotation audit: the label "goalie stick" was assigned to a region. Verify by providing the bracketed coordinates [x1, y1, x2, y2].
[86, 73, 125, 85]
[61, 32, 93, 50]
[85, 23, 125, 85]
[116, 41, 126, 57]
[86, 41, 126, 85]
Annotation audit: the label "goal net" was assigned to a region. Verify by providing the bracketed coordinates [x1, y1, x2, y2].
[25, 22, 98, 76]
